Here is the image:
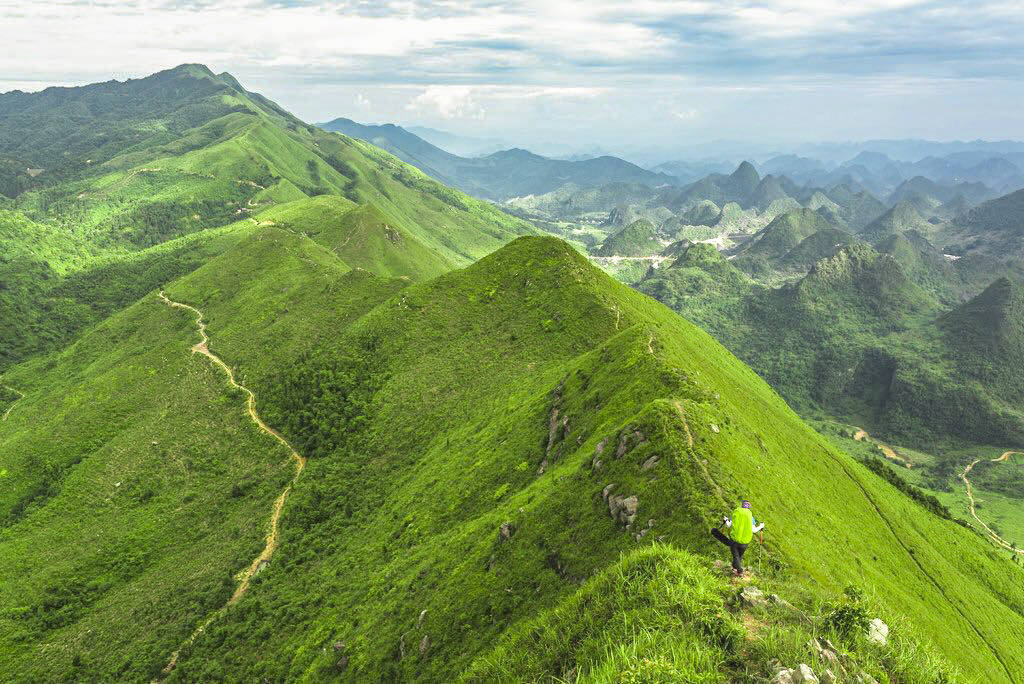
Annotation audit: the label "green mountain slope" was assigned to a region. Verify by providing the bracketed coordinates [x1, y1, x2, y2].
[736, 209, 836, 261]
[860, 201, 936, 242]
[319, 118, 674, 201]
[597, 218, 662, 256]
[943, 188, 1024, 259]
[941, 278, 1024, 405]
[0, 224, 408, 679]
[6, 234, 1023, 680]
[0, 65, 535, 370]
[643, 237, 1024, 446]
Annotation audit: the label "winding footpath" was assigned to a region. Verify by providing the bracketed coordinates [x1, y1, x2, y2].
[1, 378, 25, 422]
[157, 291, 306, 677]
[961, 451, 1024, 555]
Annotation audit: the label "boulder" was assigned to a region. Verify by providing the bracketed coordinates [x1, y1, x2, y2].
[808, 638, 845, 676]
[641, 455, 660, 471]
[866, 618, 889, 646]
[795, 664, 819, 683]
[498, 522, 515, 541]
[740, 585, 769, 608]
[772, 669, 796, 684]
[592, 438, 607, 470]
[602, 483, 616, 501]
[608, 494, 639, 526]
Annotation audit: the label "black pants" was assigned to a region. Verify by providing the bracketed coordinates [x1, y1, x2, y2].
[711, 527, 749, 573]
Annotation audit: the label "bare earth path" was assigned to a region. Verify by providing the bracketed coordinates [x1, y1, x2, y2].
[1, 379, 25, 422]
[853, 429, 912, 468]
[157, 291, 306, 676]
[961, 451, 1024, 555]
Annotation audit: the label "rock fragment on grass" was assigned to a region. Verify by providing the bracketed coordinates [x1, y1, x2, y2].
[866, 617, 889, 645]
[739, 585, 768, 608]
[608, 494, 639, 526]
[772, 668, 795, 684]
[795, 663, 819, 683]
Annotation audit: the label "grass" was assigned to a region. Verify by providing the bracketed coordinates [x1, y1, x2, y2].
[6, 231, 1023, 680]
[151, 236, 1024, 681]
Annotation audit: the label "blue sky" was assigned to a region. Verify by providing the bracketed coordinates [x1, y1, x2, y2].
[2, 1, 1022, 155]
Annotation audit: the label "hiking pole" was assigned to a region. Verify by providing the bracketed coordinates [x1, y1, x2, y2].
[757, 529, 763, 576]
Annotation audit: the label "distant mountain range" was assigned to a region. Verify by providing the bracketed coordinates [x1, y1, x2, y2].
[752, 148, 1024, 199]
[318, 118, 674, 200]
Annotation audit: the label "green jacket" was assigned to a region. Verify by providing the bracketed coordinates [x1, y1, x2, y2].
[730, 506, 754, 544]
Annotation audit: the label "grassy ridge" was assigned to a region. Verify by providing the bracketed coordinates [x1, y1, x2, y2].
[0, 217, 407, 679]
[114, 235, 1020, 681]
[3, 222, 1023, 679]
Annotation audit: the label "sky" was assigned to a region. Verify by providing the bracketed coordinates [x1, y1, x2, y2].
[2, 1, 1023, 158]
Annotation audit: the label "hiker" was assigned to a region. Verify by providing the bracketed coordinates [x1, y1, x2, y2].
[711, 499, 764, 576]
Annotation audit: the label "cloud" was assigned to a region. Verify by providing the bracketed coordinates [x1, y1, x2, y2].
[406, 86, 486, 119]
[672, 108, 699, 121]
[1, 0, 1023, 149]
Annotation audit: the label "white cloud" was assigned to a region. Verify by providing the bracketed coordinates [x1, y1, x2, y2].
[672, 108, 699, 121]
[1, 0, 1023, 147]
[406, 86, 486, 119]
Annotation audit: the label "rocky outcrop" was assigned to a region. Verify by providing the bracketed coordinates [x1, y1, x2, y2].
[809, 638, 846, 679]
[615, 428, 645, 458]
[592, 437, 608, 470]
[539, 380, 570, 475]
[633, 519, 656, 541]
[608, 494, 639, 527]
[772, 664, 818, 684]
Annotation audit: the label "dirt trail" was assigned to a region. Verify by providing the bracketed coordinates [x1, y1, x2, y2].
[1, 380, 25, 422]
[961, 451, 1024, 556]
[157, 291, 306, 676]
[853, 429, 912, 468]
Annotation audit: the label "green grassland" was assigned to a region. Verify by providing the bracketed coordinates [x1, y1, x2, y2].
[816, 424, 1024, 572]
[6, 232, 1024, 680]
[14, 233, 1008, 681]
